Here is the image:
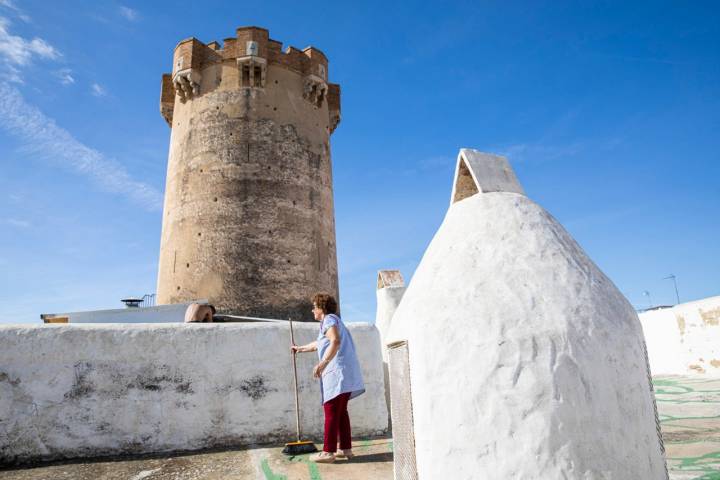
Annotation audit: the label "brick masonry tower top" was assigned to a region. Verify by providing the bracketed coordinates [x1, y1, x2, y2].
[156, 26, 341, 321]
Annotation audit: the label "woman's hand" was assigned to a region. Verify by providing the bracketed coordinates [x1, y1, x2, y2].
[313, 360, 329, 378]
[291, 341, 317, 354]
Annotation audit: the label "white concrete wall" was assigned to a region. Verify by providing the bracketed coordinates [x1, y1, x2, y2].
[0, 322, 387, 464]
[43, 302, 200, 323]
[640, 296, 720, 376]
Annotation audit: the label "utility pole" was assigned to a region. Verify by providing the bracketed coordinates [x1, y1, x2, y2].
[663, 274, 680, 305]
[643, 290, 653, 309]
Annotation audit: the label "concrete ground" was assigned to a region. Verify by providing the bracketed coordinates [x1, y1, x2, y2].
[1, 376, 718, 480]
[655, 376, 720, 480]
[0, 438, 393, 480]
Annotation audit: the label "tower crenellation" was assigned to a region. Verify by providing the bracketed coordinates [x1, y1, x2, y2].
[156, 26, 342, 320]
[160, 27, 340, 131]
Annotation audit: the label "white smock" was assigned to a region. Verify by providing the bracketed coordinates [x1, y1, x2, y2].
[316, 314, 365, 404]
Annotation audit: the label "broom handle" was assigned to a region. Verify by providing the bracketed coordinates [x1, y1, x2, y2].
[290, 319, 301, 441]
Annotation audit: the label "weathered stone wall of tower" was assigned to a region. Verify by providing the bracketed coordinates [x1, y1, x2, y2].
[156, 27, 341, 320]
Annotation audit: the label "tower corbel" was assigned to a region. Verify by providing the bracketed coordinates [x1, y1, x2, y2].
[303, 74, 327, 107]
[173, 69, 202, 102]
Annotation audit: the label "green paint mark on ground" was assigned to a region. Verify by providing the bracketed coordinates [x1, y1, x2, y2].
[661, 415, 720, 422]
[674, 450, 720, 474]
[693, 473, 720, 480]
[654, 376, 720, 479]
[307, 461, 322, 480]
[261, 458, 287, 480]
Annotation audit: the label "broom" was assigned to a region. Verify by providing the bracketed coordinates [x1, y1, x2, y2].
[282, 318, 318, 455]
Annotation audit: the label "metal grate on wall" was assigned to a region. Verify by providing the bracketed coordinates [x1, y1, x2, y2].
[388, 340, 418, 480]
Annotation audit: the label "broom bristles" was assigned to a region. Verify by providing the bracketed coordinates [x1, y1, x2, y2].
[282, 440, 318, 455]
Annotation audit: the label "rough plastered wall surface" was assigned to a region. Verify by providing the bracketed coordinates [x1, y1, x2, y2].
[0, 323, 386, 464]
[640, 296, 720, 376]
[387, 191, 667, 479]
[157, 30, 340, 321]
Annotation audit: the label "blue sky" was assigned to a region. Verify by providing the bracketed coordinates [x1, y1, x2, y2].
[0, 1, 718, 323]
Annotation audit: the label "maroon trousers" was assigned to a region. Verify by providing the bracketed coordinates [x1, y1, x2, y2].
[323, 392, 352, 453]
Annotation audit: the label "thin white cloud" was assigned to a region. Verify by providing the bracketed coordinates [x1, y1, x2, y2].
[0, 16, 59, 66]
[0, 84, 163, 211]
[496, 134, 623, 165]
[496, 142, 584, 163]
[91, 82, 106, 97]
[3, 218, 30, 228]
[118, 6, 139, 21]
[6, 62, 21, 82]
[0, 16, 59, 83]
[54, 67, 74, 85]
[0, 0, 30, 22]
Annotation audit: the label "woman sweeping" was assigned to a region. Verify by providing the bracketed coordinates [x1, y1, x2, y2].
[291, 293, 365, 463]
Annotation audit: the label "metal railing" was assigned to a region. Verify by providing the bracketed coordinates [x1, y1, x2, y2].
[140, 294, 156, 308]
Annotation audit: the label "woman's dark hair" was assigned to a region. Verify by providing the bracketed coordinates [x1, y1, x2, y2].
[312, 292, 338, 315]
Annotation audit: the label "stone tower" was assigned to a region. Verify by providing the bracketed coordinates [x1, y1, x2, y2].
[156, 26, 341, 321]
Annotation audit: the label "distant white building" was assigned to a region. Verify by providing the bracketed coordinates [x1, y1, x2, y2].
[640, 295, 720, 376]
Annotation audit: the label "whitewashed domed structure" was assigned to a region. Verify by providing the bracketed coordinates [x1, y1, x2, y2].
[386, 149, 667, 479]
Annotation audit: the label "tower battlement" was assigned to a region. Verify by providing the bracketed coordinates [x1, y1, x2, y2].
[160, 26, 340, 132]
